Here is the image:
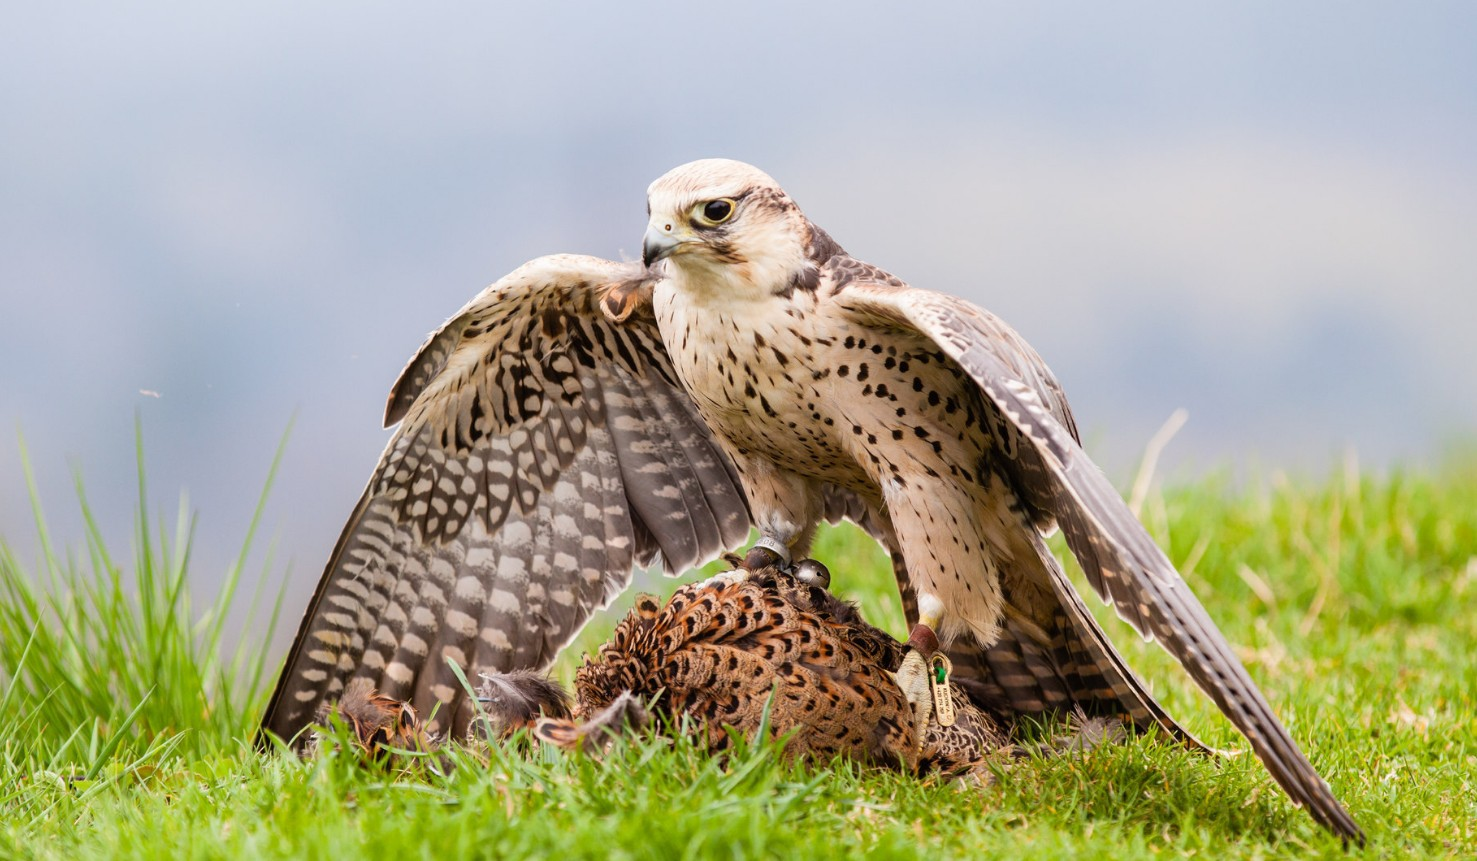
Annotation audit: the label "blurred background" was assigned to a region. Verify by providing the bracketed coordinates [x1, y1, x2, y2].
[3, 3, 1474, 629]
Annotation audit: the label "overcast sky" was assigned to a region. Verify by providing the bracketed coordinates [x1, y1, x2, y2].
[3, 3, 1474, 618]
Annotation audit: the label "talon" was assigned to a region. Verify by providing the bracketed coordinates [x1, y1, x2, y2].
[895, 649, 932, 700]
[892, 648, 934, 750]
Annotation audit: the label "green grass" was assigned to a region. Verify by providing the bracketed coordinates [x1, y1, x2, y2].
[3, 442, 1475, 859]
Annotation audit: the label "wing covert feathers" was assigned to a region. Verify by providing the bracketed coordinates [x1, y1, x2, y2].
[835, 281, 1362, 844]
[260, 255, 751, 746]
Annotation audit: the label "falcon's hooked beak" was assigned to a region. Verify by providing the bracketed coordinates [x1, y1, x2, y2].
[642, 222, 686, 268]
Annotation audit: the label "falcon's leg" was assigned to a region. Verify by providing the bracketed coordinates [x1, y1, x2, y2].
[731, 459, 822, 573]
[894, 620, 940, 749]
[913, 594, 946, 646]
[882, 483, 1008, 649]
[884, 482, 1010, 741]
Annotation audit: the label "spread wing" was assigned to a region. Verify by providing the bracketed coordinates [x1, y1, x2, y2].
[832, 280, 1363, 844]
[259, 255, 752, 744]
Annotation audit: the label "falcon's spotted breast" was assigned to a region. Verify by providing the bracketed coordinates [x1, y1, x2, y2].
[260, 159, 1362, 844]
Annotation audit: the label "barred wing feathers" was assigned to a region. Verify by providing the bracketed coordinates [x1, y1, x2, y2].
[834, 281, 1362, 844]
[260, 255, 751, 744]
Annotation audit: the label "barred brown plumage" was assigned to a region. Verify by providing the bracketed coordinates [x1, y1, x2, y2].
[261, 159, 1361, 844]
[261, 257, 754, 740]
[322, 568, 1015, 775]
[528, 566, 1008, 775]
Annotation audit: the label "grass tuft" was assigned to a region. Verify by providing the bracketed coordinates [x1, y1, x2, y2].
[2, 440, 1475, 859]
[0, 420, 288, 774]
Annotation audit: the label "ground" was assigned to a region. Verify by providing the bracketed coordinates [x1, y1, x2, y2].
[2, 447, 1474, 859]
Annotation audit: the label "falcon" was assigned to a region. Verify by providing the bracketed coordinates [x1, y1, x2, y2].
[260, 159, 1361, 842]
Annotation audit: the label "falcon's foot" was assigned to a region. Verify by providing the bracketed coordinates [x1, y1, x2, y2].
[894, 622, 947, 748]
[896, 624, 942, 700]
[894, 648, 933, 747]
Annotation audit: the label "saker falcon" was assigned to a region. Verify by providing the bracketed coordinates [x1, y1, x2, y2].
[260, 159, 1362, 843]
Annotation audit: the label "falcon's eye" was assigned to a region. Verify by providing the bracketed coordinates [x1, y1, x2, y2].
[697, 198, 736, 226]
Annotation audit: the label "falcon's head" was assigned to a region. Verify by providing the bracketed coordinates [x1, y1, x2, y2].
[642, 159, 831, 298]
